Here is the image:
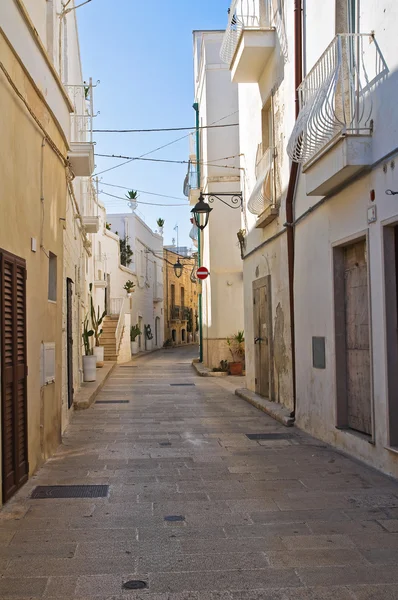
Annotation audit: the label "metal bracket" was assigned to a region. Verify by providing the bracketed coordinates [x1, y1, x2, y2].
[201, 192, 243, 210]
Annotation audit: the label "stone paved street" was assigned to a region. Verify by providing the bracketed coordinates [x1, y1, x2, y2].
[2, 347, 398, 599]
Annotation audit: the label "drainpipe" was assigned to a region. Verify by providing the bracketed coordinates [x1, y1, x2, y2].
[286, 0, 303, 418]
[193, 102, 203, 363]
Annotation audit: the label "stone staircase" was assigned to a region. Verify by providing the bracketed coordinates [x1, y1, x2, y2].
[102, 316, 120, 362]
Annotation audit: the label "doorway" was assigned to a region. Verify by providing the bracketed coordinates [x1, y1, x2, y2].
[334, 238, 372, 436]
[253, 276, 272, 398]
[0, 249, 29, 503]
[66, 278, 74, 410]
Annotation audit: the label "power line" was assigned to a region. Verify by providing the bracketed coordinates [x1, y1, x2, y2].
[93, 123, 239, 133]
[95, 153, 241, 169]
[101, 191, 189, 207]
[100, 181, 186, 201]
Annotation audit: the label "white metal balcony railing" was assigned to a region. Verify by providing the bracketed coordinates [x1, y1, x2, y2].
[183, 161, 199, 198]
[220, 0, 272, 66]
[287, 34, 387, 165]
[248, 145, 275, 215]
[64, 78, 98, 144]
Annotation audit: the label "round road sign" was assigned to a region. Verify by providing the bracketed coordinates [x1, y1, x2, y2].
[197, 266, 210, 280]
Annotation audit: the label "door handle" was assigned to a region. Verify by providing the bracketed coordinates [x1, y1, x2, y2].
[254, 337, 262, 344]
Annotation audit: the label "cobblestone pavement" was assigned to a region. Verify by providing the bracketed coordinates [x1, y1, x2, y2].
[2, 347, 398, 599]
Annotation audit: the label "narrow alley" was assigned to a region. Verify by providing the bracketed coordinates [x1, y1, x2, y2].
[2, 347, 398, 599]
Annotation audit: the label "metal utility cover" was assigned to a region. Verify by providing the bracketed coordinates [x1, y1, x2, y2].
[164, 515, 185, 522]
[31, 485, 109, 499]
[123, 581, 148, 590]
[312, 336, 326, 369]
[246, 433, 293, 441]
[159, 442, 172, 447]
[96, 400, 130, 404]
[170, 383, 195, 387]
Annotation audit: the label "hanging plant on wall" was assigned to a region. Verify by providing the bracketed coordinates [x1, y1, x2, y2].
[144, 325, 153, 340]
[120, 236, 133, 267]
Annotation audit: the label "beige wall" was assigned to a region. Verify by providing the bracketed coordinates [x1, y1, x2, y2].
[0, 31, 68, 483]
[164, 250, 198, 346]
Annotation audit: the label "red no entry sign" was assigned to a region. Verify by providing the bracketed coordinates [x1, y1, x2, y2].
[197, 266, 210, 280]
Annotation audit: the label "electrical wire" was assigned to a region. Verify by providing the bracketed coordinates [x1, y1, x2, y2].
[95, 153, 241, 169]
[93, 123, 239, 133]
[100, 182, 186, 201]
[101, 191, 189, 207]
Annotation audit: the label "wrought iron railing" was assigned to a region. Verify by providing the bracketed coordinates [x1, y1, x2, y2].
[171, 305, 181, 320]
[115, 297, 128, 353]
[287, 34, 387, 164]
[181, 307, 191, 321]
[220, 0, 272, 65]
[64, 78, 98, 144]
[248, 145, 275, 215]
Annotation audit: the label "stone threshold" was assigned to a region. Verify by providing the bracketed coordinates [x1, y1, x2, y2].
[73, 362, 116, 410]
[235, 388, 295, 428]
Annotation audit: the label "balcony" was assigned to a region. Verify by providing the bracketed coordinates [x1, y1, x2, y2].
[181, 306, 191, 321]
[171, 305, 181, 321]
[220, 0, 275, 83]
[287, 34, 387, 196]
[183, 160, 200, 205]
[64, 79, 97, 176]
[247, 145, 279, 227]
[82, 216, 100, 234]
[154, 282, 163, 302]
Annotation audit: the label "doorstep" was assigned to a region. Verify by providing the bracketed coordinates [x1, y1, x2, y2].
[73, 362, 116, 410]
[235, 388, 295, 427]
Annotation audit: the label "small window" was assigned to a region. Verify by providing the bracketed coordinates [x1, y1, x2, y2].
[48, 252, 57, 301]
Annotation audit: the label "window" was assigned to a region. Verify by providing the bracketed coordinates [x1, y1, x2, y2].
[181, 287, 185, 308]
[48, 252, 57, 301]
[171, 284, 176, 307]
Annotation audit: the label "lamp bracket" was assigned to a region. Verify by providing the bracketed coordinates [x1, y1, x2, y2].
[201, 192, 243, 210]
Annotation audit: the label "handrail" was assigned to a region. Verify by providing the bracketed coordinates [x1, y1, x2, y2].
[115, 297, 128, 353]
[64, 78, 97, 143]
[287, 34, 387, 164]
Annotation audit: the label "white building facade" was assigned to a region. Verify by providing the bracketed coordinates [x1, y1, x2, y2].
[219, 0, 398, 476]
[188, 31, 244, 370]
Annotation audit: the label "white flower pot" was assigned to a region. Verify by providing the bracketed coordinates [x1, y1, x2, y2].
[93, 346, 104, 368]
[146, 339, 152, 351]
[83, 355, 97, 382]
[131, 340, 139, 355]
[188, 333, 193, 344]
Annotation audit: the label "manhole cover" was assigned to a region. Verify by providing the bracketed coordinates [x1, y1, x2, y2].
[96, 400, 130, 404]
[246, 433, 293, 441]
[170, 383, 195, 387]
[31, 485, 109, 499]
[164, 515, 185, 522]
[123, 580, 148, 590]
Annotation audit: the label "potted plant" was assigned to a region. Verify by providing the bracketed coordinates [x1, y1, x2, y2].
[187, 308, 194, 343]
[130, 324, 141, 355]
[226, 331, 245, 376]
[105, 222, 111, 231]
[157, 218, 165, 235]
[82, 314, 96, 382]
[123, 280, 135, 297]
[144, 324, 153, 351]
[90, 284, 107, 368]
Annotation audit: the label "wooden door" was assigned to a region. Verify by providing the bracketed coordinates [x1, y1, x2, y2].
[66, 278, 74, 410]
[253, 277, 272, 398]
[344, 240, 372, 435]
[0, 250, 29, 503]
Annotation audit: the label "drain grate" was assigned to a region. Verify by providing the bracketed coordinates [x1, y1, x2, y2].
[159, 442, 172, 447]
[123, 581, 148, 590]
[170, 383, 195, 387]
[96, 400, 130, 404]
[164, 515, 185, 522]
[246, 433, 293, 441]
[31, 485, 109, 499]
[120, 366, 138, 368]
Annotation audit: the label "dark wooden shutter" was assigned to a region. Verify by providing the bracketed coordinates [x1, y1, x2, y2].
[0, 250, 28, 503]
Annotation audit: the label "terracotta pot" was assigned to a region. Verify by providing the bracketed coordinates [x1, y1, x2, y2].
[229, 362, 243, 376]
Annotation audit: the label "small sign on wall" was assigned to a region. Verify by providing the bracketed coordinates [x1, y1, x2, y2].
[367, 205, 377, 224]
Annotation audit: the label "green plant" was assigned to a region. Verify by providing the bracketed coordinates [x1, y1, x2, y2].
[187, 308, 194, 333]
[212, 360, 229, 373]
[120, 236, 133, 267]
[163, 338, 173, 348]
[130, 324, 141, 342]
[105, 222, 111, 231]
[89, 283, 106, 347]
[157, 218, 165, 228]
[125, 190, 138, 201]
[82, 314, 94, 356]
[123, 280, 135, 294]
[226, 331, 245, 363]
[144, 324, 153, 340]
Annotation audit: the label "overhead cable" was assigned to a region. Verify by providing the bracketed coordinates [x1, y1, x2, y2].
[101, 191, 189, 207]
[100, 182, 186, 201]
[95, 153, 241, 169]
[93, 123, 238, 133]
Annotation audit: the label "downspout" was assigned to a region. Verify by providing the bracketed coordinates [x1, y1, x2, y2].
[286, 0, 303, 418]
[193, 102, 203, 363]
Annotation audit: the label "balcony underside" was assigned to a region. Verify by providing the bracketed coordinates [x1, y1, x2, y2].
[303, 135, 373, 197]
[68, 142, 95, 177]
[255, 204, 279, 228]
[82, 216, 100, 233]
[231, 29, 275, 83]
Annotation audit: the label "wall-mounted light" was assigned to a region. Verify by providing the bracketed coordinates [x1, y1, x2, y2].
[173, 259, 183, 279]
[191, 191, 243, 231]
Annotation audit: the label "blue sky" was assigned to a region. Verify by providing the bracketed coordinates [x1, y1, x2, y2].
[77, 0, 228, 248]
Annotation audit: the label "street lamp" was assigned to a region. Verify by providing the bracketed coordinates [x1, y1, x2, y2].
[191, 191, 243, 231]
[173, 259, 183, 279]
[191, 193, 213, 231]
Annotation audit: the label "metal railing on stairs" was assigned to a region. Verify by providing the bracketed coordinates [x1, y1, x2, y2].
[115, 297, 128, 355]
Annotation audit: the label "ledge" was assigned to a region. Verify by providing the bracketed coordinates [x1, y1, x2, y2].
[73, 362, 116, 410]
[192, 361, 228, 378]
[235, 388, 295, 427]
